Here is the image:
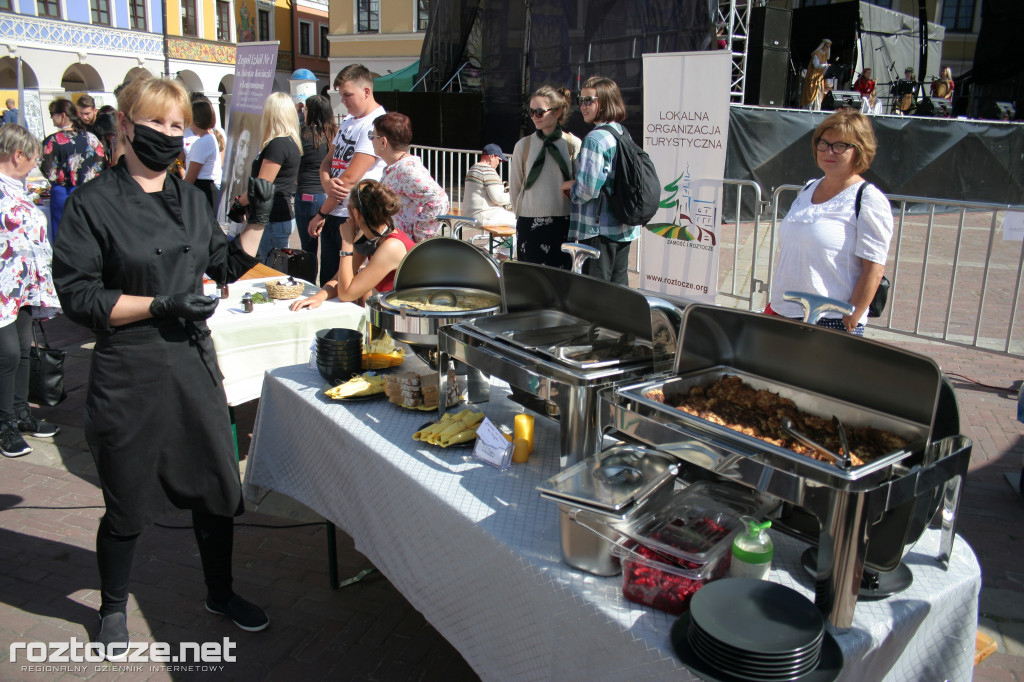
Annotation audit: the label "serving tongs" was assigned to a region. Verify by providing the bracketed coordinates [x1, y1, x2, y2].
[781, 416, 853, 469]
[555, 332, 638, 366]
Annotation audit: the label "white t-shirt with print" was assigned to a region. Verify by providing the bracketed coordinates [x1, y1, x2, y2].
[327, 105, 386, 217]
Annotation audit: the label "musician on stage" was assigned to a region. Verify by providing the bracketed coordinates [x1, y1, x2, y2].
[801, 39, 832, 111]
[852, 68, 875, 98]
[893, 67, 919, 115]
[931, 67, 954, 101]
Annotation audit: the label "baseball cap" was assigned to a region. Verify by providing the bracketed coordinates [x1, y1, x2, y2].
[483, 143, 508, 162]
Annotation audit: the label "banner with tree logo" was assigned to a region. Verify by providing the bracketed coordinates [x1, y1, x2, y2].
[639, 51, 732, 303]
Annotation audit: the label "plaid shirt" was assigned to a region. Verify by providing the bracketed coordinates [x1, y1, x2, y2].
[568, 122, 640, 242]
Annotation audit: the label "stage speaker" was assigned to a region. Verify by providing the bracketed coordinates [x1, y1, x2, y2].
[916, 97, 952, 118]
[822, 90, 863, 110]
[745, 47, 789, 107]
[982, 100, 1016, 121]
[750, 7, 792, 50]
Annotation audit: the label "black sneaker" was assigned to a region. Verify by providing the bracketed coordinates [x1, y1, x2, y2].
[96, 612, 130, 661]
[0, 421, 32, 458]
[205, 594, 270, 632]
[18, 413, 59, 438]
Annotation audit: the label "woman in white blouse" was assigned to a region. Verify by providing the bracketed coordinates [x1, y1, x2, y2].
[767, 109, 893, 335]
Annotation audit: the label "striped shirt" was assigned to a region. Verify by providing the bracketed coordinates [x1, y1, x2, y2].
[463, 161, 510, 217]
[568, 122, 640, 242]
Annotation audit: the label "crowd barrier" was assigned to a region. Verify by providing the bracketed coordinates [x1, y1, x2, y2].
[412, 146, 1024, 357]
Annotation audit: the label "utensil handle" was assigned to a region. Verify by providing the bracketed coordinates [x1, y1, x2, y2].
[561, 243, 601, 274]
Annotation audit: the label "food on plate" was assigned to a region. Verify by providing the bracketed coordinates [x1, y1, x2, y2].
[413, 409, 485, 447]
[386, 370, 456, 408]
[385, 292, 498, 313]
[250, 291, 270, 304]
[644, 375, 907, 466]
[324, 373, 386, 399]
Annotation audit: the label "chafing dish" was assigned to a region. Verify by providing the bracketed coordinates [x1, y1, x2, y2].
[367, 238, 502, 362]
[600, 303, 972, 628]
[437, 262, 682, 468]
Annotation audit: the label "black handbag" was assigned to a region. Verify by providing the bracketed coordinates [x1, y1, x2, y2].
[28, 319, 67, 407]
[868, 275, 890, 318]
[267, 247, 316, 284]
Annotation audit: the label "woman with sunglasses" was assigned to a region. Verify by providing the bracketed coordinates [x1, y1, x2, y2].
[560, 77, 638, 285]
[508, 86, 580, 269]
[765, 109, 893, 335]
[290, 180, 413, 309]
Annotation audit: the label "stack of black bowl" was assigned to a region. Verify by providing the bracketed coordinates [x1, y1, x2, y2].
[316, 328, 363, 384]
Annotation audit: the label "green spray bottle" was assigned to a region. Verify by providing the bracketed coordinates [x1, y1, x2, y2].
[729, 516, 773, 580]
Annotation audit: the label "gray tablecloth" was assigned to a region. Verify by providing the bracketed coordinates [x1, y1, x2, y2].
[243, 363, 980, 682]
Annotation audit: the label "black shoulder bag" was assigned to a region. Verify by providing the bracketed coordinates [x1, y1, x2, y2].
[29, 319, 67, 407]
[853, 183, 891, 317]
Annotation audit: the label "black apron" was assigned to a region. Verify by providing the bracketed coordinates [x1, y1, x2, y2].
[53, 161, 258, 535]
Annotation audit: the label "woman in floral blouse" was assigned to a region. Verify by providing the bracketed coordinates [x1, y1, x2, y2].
[371, 112, 449, 242]
[40, 98, 106, 240]
[0, 124, 61, 458]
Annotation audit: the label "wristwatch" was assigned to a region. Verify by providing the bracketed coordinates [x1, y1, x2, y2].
[338, 250, 355, 258]
[316, 210, 329, 219]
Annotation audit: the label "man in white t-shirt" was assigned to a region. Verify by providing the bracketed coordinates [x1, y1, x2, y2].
[307, 64, 386, 286]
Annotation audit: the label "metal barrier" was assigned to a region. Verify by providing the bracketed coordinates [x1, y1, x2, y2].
[762, 185, 1024, 357]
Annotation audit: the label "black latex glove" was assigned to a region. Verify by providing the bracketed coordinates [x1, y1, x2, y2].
[247, 177, 276, 226]
[150, 293, 219, 321]
[227, 196, 247, 223]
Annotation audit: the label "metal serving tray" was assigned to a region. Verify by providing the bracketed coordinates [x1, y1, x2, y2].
[613, 367, 925, 483]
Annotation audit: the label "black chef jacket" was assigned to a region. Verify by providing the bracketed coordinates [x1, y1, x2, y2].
[53, 160, 260, 535]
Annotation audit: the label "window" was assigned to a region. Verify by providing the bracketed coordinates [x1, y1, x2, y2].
[941, 0, 975, 32]
[258, 9, 271, 41]
[37, 0, 60, 18]
[216, 1, 231, 42]
[181, 0, 198, 36]
[320, 25, 329, 57]
[91, 0, 111, 25]
[357, 0, 379, 33]
[417, 0, 429, 31]
[0, 0, 14, 11]
[129, 0, 147, 30]
[299, 21, 312, 56]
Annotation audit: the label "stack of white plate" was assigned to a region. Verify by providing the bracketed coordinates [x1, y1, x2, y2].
[670, 579, 844, 682]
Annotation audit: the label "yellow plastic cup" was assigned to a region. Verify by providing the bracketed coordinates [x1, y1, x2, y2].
[514, 414, 534, 454]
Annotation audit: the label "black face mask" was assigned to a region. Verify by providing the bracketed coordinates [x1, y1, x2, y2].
[129, 122, 183, 172]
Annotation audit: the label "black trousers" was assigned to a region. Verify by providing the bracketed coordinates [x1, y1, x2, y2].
[320, 214, 344, 288]
[580, 235, 633, 286]
[96, 511, 234, 617]
[0, 307, 32, 422]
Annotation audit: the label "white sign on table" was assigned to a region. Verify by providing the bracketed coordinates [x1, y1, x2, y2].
[472, 417, 513, 470]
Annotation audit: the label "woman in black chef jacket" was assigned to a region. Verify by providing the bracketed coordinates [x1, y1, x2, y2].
[52, 76, 274, 658]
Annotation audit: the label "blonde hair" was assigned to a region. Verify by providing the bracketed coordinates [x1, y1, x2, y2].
[0, 123, 41, 160]
[115, 75, 191, 154]
[260, 92, 302, 153]
[531, 85, 572, 126]
[812, 109, 878, 174]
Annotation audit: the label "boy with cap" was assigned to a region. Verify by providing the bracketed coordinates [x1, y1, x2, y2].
[463, 143, 515, 228]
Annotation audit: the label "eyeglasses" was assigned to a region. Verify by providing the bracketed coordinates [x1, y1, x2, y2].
[529, 107, 556, 118]
[367, 132, 382, 140]
[815, 138, 856, 154]
[577, 96, 599, 107]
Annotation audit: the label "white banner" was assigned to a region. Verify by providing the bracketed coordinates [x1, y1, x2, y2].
[639, 51, 732, 303]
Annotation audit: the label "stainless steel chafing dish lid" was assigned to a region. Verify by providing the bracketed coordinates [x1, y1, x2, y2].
[498, 262, 655, 342]
[392, 237, 500, 294]
[537, 444, 678, 512]
[674, 304, 942, 434]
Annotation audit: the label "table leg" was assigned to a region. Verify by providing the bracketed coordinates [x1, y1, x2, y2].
[326, 521, 340, 589]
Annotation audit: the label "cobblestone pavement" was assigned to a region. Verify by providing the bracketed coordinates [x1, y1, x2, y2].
[1, 282, 1022, 681]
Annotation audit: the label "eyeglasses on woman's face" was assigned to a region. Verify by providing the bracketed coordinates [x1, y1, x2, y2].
[815, 138, 856, 154]
[529, 107, 556, 118]
[577, 96, 599, 107]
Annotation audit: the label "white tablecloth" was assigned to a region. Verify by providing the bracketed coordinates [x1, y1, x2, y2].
[206, 277, 364, 405]
[242, 363, 981, 682]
